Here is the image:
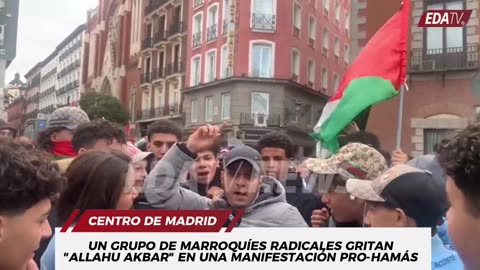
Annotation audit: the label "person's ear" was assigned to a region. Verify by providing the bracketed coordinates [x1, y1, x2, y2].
[50, 132, 57, 142]
[0, 216, 5, 242]
[77, 148, 86, 155]
[147, 143, 152, 152]
[395, 208, 409, 226]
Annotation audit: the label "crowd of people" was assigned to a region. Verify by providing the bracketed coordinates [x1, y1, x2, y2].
[0, 106, 478, 270]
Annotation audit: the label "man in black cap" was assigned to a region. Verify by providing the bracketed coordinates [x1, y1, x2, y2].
[346, 164, 463, 270]
[144, 124, 307, 227]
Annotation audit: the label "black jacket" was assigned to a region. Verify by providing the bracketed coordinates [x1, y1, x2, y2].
[284, 174, 325, 227]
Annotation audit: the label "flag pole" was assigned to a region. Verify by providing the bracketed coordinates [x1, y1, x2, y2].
[395, 84, 405, 149]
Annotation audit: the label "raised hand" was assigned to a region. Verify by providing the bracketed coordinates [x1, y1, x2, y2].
[186, 124, 225, 154]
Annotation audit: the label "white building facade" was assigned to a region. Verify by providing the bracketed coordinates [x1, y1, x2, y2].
[39, 51, 58, 116]
[57, 24, 85, 107]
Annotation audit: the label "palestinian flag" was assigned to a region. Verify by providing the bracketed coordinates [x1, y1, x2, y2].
[312, 0, 410, 155]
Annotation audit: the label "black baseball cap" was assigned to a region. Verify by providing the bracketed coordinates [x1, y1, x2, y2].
[223, 145, 263, 173]
[346, 164, 448, 228]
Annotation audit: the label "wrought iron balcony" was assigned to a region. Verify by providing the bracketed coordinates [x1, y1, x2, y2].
[410, 45, 480, 72]
[240, 113, 281, 127]
[141, 109, 152, 119]
[192, 32, 202, 48]
[252, 13, 276, 31]
[155, 68, 166, 80]
[141, 72, 152, 84]
[142, 37, 153, 50]
[169, 21, 184, 36]
[206, 24, 217, 42]
[166, 61, 184, 76]
[152, 107, 165, 117]
[194, 0, 203, 9]
[154, 31, 168, 44]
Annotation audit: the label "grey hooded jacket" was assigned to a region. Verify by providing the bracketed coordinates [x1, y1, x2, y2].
[143, 144, 307, 227]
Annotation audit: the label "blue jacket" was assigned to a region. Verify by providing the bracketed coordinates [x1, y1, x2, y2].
[40, 234, 55, 270]
[437, 221, 453, 247]
[432, 234, 463, 270]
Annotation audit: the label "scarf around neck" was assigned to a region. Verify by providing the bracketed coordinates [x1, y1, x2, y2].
[51, 141, 76, 158]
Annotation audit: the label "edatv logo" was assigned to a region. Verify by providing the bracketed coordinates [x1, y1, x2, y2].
[418, 10, 472, 27]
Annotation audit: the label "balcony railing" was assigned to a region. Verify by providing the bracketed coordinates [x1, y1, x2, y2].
[240, 113, 281, 127]
[153, 31, 168, 44]
[154, 68, 166, 80]
[194, 0, 203, 9]
[142, 37, 153, 50]
[252, 13, 276, 31]
[410, 45, 480, 72]
[169, 21, 184, 36]
[166, 61, 184, 76]
[192, 32, 202, 48]
[206, 24, 217, 42]
[141, 72, 152, 84]
[152, 107, 165, 117]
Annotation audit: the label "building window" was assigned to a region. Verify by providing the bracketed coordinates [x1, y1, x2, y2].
[205, 50, 217, 83]
[333, 73, 339, 90]
[207, 4, 219, 42]
[334, 37, 340, 57]
[291, 49, 300, 80]
[307, 60, 315, 86]
[322, 28, 329, 51]
[335, 1, 340, 23]
[251, 92, 269, 115]
[324, 0, 330, 12]
[321, 68, 328, 91]
[221, 44, 229, 78]
[251, 0, 276, 31]
[250, 42, 274, 78]
[424, 129, 457, 154]
[205, 96, 214, 121]
[223, 0, 230, 34]
[191, 100, 198, 123]
[426, 1, 463, 52]
[191, 56, 202, 86]
[221, 93, 231, 120]
[345, 12, 350, 32]
[192, 12, 203, 48]
[293, 2, 301, 37]
[309, 16, 316, 41]
[344, 44, 350, 63]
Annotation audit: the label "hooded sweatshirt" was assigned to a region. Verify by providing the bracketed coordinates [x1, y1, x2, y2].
[143, 144, 307, 227]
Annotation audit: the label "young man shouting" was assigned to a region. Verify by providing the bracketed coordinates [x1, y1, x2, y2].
[144, 124, 307, 227]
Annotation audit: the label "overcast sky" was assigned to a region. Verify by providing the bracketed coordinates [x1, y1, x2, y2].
[6, 0, 98, 83]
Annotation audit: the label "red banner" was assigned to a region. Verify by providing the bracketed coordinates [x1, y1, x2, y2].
[61, 210, 242, 233]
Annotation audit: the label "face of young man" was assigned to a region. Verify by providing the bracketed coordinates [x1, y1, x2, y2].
[260, 147, 290, 181]
[0, 199, 52, 269]
[50, 129, 74, 142]
[321, 175, 364, 224]
[147, 133, 178, 160]
[363, 202, 408, 227]
[222, 162, 262, 209]
[190, 151, 218, 185]
[446, 176, 480, 270]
